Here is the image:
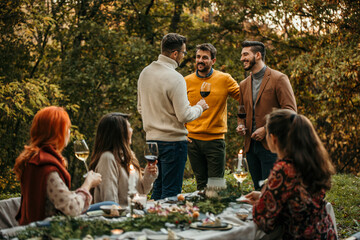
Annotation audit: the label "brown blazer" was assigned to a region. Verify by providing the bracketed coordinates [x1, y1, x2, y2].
[239, 67, 297, 152]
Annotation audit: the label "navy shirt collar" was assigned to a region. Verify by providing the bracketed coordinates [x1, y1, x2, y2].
[196, 68, 214, 78]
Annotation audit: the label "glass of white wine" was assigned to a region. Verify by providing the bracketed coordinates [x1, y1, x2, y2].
[233, 156, 249, 198]
[74, 139, 90, 173]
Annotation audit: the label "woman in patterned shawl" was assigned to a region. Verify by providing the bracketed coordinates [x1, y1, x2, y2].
[244, 109, 337, 239]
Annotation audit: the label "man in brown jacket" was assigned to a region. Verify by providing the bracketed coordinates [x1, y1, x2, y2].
[236, 41, 297, 190]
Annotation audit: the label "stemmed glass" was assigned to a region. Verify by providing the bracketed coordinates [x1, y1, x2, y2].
[144, 142, 158, 165]
[74, 139, 90, 173]
[233, 156, 249, 199]
[237, 105, 247, 131]
[200, 82, 211, 98]
[237, 104, 247, 149]
[237, 105, 246, 122]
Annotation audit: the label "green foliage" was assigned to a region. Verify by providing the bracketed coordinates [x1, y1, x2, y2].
[289, 35, 360, 173]
[183, 170, 254, 214]
[0, 166, 20, 194]
[183, 169, 254, 195]
[0, 76, 72, 191]
[16, 212, 194, 239]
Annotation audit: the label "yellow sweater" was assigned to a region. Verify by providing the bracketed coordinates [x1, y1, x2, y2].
[185, 70, 240, 141]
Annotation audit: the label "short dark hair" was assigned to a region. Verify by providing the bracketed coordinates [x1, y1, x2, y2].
[196, 43, 217, 59]
[161, 33, 186, 55]
[241, 41, 266, 61]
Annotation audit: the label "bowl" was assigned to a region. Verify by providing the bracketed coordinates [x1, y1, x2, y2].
[236, 209, 249, 221]
[100, 205, 125, 215]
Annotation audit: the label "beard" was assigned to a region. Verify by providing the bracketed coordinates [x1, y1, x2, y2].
[175, 54, 183, 66]
[197, 63, 211, 73]
[243, 56, 256, 71]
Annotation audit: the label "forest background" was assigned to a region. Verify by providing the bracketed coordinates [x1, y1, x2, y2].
[0, 0, 359, 212]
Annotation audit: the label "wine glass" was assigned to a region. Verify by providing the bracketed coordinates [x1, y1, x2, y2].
[237, 105, 247, 121]
[200, 82, 211, 98]
[74, 139, 90, 173]
[233, 156, 249, 198]
[144, 142, 158, 165]
[237, 105, 247, 130]
[237, 105, 247, 149]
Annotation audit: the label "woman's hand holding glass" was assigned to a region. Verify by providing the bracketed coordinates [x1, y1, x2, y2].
[146, 160, 158, 177]
[243, 191, 261, 205]
[82, 170, 102, 191]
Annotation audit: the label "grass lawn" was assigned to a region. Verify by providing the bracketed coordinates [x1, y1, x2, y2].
[326, 174, 360, 238]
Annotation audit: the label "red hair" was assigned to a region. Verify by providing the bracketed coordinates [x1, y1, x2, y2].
[14, 106, 71, 180]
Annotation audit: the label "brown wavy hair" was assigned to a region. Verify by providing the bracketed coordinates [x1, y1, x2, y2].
[89, 113, 140, 174]
[266, 109, 335, 193]
[14, 106, 71, 180]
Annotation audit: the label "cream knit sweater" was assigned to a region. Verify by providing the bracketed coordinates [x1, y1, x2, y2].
[137, 54, 203, 141]
[93, 151, 157, 207]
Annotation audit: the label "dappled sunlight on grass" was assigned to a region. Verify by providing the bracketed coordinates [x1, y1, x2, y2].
[326, 174, 360, 239]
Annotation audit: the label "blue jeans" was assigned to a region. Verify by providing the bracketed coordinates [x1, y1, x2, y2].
[151, 141, 187, 200]
[86, 201, 119, 212]
[246, 140, 277, 190]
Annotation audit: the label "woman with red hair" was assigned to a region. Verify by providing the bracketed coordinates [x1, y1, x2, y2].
[14, 106, 102, 225]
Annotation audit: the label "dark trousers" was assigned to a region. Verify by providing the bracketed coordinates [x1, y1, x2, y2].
[151, 141, 187, 200]
[246, 140, 277, 190]
[187, 138, 226, 190]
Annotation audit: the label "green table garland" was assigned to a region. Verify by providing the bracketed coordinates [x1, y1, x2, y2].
[15, 178, 252, 239]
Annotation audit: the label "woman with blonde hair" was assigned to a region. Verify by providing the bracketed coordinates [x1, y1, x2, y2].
[14, 106, 101, 225]
[244, 109, 337, 239]
[89, 113, 158, 207]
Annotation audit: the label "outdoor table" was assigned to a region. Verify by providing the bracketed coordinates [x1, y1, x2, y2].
[114, 202, 267, 240]
[0, 193, 273, 240]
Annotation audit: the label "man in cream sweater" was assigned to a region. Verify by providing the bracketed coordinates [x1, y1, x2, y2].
[137, 33, 208, 200]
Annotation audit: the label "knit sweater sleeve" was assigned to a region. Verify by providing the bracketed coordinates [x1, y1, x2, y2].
[93, 152, 120, 203]
[171, 77, 203, 123]
[137, 83, 142, 114]
[136, 165, 158, 194]
[227, 75, 240, 101]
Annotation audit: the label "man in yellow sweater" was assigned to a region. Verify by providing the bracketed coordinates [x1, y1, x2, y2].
[185, 43, 240, 190]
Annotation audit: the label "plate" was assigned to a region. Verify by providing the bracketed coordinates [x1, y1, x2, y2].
[147, 234, 180, 240]
[190, 222, 232, 231]
[236, 196, 248, 202]
[102, 213, 122, 218]
[86, 210, 104, 217]
[197, 222, 228, 228]
[100, 205, 125, 215]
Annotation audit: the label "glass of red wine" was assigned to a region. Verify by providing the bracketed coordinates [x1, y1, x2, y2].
[200, 82, 211, 98]
[144, 142, 158, 165]
[237, 105, 247, 131]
